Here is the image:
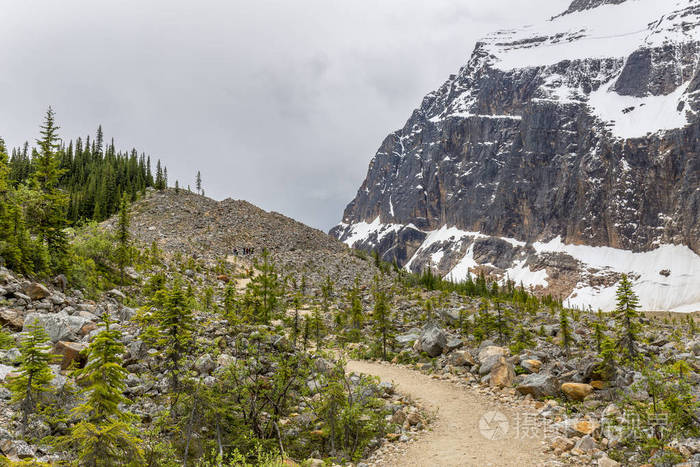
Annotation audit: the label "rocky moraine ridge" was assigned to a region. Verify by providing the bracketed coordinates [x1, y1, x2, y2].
[332, 0, 700, 312]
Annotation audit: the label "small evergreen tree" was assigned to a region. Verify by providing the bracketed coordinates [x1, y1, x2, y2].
[245, 249, 281, 323]
[593, 309, 606, 353]
[346, 278, 363, 342]
[559, 308, 573, 356]
[493, 298, 511, 345]
[6, 320, 56, 429]
[614, 274, 641, 362]
[62, 315, 143, 465]
[371, 276, 393, 361]
[153, 278, 195, 396]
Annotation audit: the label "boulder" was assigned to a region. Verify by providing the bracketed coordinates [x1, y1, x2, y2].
[107, 289, 126, 301]
[516, 373, 560, 398]
[550, 436, 575, 453]
[53, 341, 87, 370]
[23, 282, 50, 300]
[194, 354, 216, 375]
[572, 419, 599, 436]
[419, 323, 447, 357]
[574, 434, 597, 452]
[478, 345, 509, 363]
[597, 455, 620, 467]
[450, 350, 475, 367]
[23, 312, 89, 343]
[521, 359, 542, 373]
[561, 382, 594, 401]
[0, 439, 34, 459]
[489, 357, 514, 388]
[0, 308, 24, 331]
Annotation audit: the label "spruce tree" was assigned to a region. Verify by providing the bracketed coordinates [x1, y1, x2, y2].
[245, 249, 280, 323]
[614, 274, 641, 362]
[371, 276, 393, 361]
[493, 298, 511, 345]
[62, 315, 143, 465]
[559, 308, 573, 356]
[593, 309, 605, 353]
[32, 107, 69, 271]
[6, 320, 56, 429]
[347, 278, 363, 341]
[155, 160, 165, 190]
[153, 278, 195, 395]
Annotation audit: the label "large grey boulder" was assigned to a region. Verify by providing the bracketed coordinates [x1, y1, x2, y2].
[419, 323, 447, 357]
[23, 312, 89, 343]
[478, 346, 509, 375]
[516, 372, 560, 398]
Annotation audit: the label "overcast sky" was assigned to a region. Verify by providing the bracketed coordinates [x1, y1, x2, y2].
[1, 0, 570, 231]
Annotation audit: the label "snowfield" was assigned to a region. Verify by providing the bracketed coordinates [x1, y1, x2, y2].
[337, 220, 700, 313]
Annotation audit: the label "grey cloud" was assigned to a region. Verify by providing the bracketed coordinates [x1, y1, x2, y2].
[0, 0, 572, 231]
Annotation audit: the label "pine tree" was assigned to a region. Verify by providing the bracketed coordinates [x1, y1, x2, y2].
[291, 292, 301, 346]
[347, 278, 363, 341]
[223, 284, 238, 321]
[372, 276, 393, 361]
[245, 249, 280, 323]
[559, 308, 573, 356]
[6, 320, 56, 429]
[62, 315, 143, 465]
[153, 278, 195, 395]
[614, 274, 641, 362]
[593, 309, 605, 353]
[493, 298, 511, 345]
[32, 107, 69, 271]
[196, 170, 202, 194]
[155, 160, 165, 190]
[115, 194, 131, 285]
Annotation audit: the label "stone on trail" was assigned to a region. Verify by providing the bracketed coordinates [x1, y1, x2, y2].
[489, 356, 514, 388]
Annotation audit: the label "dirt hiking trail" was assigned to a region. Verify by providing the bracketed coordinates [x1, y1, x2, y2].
[347, 360, 553, 467]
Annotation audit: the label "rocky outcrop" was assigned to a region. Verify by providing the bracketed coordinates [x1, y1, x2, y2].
[332, 0, 700, 312]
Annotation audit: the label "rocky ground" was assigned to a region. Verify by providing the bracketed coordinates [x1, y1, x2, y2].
[342, 291, 700, 466]
[102, 189, 382, 292]
[1, 189, 697, 466]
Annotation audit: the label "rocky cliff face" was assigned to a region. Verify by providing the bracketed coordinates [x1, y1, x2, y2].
[331, 0, 700, 312]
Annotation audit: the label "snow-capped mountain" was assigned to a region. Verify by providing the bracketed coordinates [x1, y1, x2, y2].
[331, 0, 700, 312]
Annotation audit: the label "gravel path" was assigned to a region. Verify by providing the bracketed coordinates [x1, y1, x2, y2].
[347, 360, 554, 467]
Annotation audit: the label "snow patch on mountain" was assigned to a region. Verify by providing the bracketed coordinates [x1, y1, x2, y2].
[533, 237, 700, 312]
[588, 80, 692, 138]
[484, 0, 691, 71]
